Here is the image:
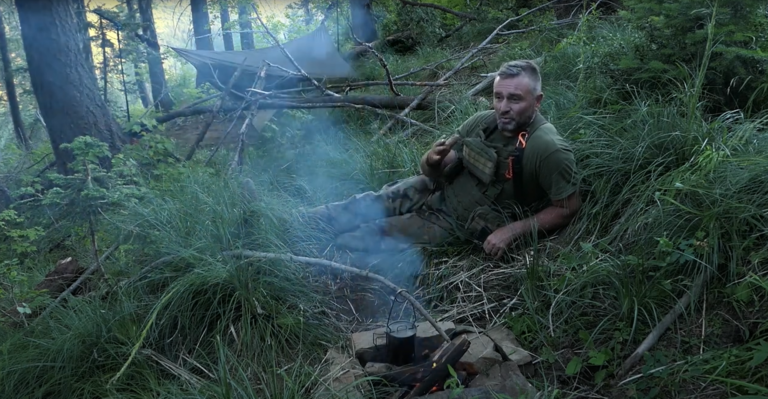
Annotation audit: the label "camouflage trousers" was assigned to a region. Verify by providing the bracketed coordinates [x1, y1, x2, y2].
[302, 175, 465, 253]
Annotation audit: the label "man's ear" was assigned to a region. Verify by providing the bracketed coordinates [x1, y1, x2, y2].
[535, 92, 544, 109]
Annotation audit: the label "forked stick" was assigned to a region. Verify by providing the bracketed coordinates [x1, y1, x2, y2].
[222, 250, 451, 342]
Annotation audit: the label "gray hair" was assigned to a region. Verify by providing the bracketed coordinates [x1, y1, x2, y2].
[496, 60, 542, 95]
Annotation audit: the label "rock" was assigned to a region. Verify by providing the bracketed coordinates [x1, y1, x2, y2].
[317, 348, 367, 399]
[458, 333, 503, 375]
[364, 362, 393, 376]
[483, 325, 532, 366]
[469, 361, 535, 394]
[350, 326, 389, 365]
[453, 324, 484, 335]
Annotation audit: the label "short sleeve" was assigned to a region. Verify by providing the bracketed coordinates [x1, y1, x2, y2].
[537, 146, 579, 201]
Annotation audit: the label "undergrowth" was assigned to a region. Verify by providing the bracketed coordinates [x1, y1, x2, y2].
[1, 2, 767, 399]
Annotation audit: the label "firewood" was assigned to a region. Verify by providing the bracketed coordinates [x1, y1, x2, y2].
[405, 335, 471, 398]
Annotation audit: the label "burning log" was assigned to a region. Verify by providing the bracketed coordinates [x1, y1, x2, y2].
[405, 335, 471, 398]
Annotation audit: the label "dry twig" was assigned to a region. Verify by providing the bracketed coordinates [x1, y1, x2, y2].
[230, 64, 269, 173]
[615, 269, 712, 380]
[251, 5, 339, 97]
[347, 23, 400, 96]
[223, 250, 451, 342]
[398, 0, 477, 20]
[265, 100, 439, 134]
[184, 59, 246, 161]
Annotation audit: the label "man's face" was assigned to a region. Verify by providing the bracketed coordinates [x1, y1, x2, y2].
[492, 75, 543, 135]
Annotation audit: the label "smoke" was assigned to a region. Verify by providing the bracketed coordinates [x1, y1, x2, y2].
[267, 106, 429, 323]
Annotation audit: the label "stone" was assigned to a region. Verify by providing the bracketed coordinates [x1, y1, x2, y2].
[483, 325, 532, 366]
[417, 361, 538, 398]
[458, 333, 503, 376]
[364, 362, 393, 376]
[350, 326, 389, 365]
[318, 348, 367, 399]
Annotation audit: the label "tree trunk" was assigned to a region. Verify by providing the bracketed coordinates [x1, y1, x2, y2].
[0, 6, 29, 150]
[350, 0, 377, 43]
[74, 0, 95, 76]
[191, 0, 214, 50]
[14, 0, 123, 175]
[219, 1, 234, 51]
[125, 0, 152, 108]
[237, 3, 254, 50]
[191, 0, 214, 87]
[301, 0, 313, 26]
[137, 0, 174, 111]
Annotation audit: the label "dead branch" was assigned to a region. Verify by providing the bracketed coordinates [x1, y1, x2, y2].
[153, 95, 436, 126]
[267, 80, 449, 96]
[265, 101, 438, 134]
[615, 269, 712, 380]
[378, 0, 565, 135]
[467, 73, 496, 97]
[251, 5, 339, 97]
[185, 59, 246, 161]
[36, 242, 121, 321]
[230, 64, 268, 174]
[398, 0, 477, 20]
[498, 17, 578, 35]
[223, 250, 450, 343]
[438, 20, 470, 42]
[392, 49, 471, 80]
[347, 25, 400, 96]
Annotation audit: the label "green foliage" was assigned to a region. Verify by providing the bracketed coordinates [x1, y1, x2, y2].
[617, 0, 768, 113]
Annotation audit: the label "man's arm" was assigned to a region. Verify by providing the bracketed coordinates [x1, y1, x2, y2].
[510, 190, 581, 236]
[483, 191, 581, 258]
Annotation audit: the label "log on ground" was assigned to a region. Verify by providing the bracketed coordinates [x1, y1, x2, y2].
[154, 95, 436, 125]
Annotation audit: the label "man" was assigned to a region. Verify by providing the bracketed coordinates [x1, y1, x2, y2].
[304, 60, 581, 259]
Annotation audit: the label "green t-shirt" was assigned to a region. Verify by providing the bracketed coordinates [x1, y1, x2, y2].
[442, 110, 579, 222]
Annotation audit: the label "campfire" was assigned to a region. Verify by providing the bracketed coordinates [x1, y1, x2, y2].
[318, 290, 538, 399]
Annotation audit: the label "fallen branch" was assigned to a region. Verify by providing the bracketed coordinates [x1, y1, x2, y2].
[347, 23, 400, 97]
[268, 80, 449, 96]
[153, 95, 436, 126]
[398, 0, 477, 20]
[614, 269, 712, 380]
[498, 16, 578, 35]
[184, 59, 246, 161]
[222, 250, 450, 343]
[251, 4, 339, 97]
[230, 64, 268, 173]
[438, 20, 471, 42]
[379, 0, 565, 135]
[37, 242, 121, 321]
[266, 101, 438, 133]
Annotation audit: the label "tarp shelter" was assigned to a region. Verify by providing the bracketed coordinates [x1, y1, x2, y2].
[171, 23, 355, 93]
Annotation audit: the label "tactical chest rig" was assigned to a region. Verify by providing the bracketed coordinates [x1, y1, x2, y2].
[443, 113, 548, 240]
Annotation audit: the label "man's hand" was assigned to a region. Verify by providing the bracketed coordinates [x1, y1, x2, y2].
[482, 224, 520, 259]
[425, 135, 460, 168]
